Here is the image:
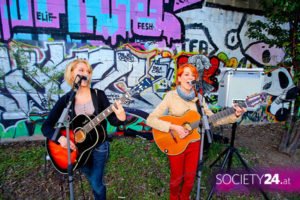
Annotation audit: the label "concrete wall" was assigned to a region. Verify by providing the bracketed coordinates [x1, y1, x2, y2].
[0, 0, 293, 139]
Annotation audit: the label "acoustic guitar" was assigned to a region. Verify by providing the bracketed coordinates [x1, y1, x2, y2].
[46, 78, 151, 174]
[152, 93, 266, 155]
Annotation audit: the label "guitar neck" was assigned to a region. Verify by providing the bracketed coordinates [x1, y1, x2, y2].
[208, 107, 235, 123]
[83, 92, 130, 133]
[79, 78, 152, 133]
[208, 102, 246, 123]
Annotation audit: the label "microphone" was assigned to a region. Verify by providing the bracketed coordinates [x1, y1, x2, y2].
[188, 80, 198, 85]
[188, 80, 203, 91]
[77, 75, 87, 81]
[73, 75, 88, 89]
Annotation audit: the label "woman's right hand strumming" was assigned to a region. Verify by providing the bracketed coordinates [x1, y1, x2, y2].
[58, 136, 77, 151]
[170, 124, 189, 139]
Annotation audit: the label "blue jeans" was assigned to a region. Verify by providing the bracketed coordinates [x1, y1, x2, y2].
[81, 141, 110, 200]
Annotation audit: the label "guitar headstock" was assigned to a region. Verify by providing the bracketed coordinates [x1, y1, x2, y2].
[245, 92, 267, 108]
[128, 78, 152, 97]
[118, 78, 152, 103]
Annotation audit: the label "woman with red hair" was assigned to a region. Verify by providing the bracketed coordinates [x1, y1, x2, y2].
[147, 63, 246, 200]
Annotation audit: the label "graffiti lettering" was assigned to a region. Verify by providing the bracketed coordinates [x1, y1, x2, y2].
[0, 0, 187, 47]
[0, 43, 160, 134]
[0, 0, 291, 139]
[36, 12, 56, 22]
[117, 52, 134, 62]
[186, 39, 209, 54]
[151, 65, 163, 73]
[137, 23, 154, 30]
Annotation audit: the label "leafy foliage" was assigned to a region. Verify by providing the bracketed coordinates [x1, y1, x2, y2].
[246, 0, 300, 76]
[247, 0, 300, 155]
[247, 0, 300, 96]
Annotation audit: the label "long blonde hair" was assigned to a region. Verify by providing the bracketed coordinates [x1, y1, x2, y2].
[64, 59, 93, 86]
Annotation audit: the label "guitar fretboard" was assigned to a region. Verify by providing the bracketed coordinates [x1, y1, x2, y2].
[208, 102, 246, 123]
[79, 78, 152, 134]
[83, 92, 130, 133]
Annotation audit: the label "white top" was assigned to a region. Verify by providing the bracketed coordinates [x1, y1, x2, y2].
[75, 100, 95, 116]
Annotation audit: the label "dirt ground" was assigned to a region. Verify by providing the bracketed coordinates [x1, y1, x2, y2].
[229, 123, 300, 167]
[0, 123, 299, 199]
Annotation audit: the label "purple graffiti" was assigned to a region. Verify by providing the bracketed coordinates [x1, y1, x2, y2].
[173, 0, 203, 11]
[0, 0, 65, 40]
[34, 0, 64, 27]
[0, 0, 197, 46]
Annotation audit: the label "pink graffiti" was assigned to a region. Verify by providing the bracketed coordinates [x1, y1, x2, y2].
[173, 0, 203, 12]
[34, 0, 65, 28]
[0, 0, 184, 47]
[245, 42, 285, 66]
[0, 0, 64, 40]
[132, 0, 182, 46]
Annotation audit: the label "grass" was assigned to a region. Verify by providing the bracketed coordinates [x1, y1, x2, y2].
[0, 137, 298, 199]
[106, 137, 169, 199]
[0, 143, 45, 181]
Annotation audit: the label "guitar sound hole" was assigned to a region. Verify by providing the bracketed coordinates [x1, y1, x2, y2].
[75, 130, 86, 143]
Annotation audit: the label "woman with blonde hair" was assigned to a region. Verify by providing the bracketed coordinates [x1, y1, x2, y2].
[42, 59, 126, 200]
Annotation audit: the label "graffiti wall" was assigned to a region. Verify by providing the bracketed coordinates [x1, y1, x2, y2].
[0, 0, 294, 139]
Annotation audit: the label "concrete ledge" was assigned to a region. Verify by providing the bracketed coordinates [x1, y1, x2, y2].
[0, 135, 45, 144]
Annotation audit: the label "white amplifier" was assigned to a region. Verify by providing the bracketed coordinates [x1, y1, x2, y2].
[217, 68, 265, 111]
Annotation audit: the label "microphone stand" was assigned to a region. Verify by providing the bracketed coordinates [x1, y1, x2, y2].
[52, 80, 81, 200]
[194, 82, 212, 200]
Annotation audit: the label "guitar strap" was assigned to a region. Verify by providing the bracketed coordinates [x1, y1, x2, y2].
[91, 89, 99, 115]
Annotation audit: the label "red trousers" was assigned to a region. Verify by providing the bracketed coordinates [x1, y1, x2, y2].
[168, 140, 200, 200]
